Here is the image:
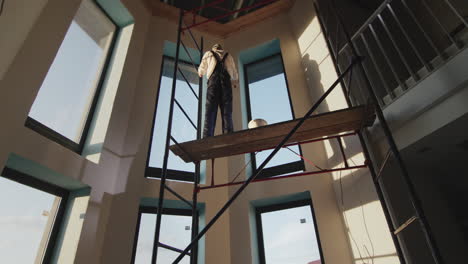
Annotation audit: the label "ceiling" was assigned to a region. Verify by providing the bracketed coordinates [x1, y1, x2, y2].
[159, 0, 277, 24]
[145, 0, 296, 38]
[401, 112, 468, 169]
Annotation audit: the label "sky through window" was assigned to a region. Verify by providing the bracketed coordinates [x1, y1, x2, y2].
[0, 175, 61, 263]
[245, 55, 303, 173]
[134, 211, 192, 264]
[260, 205, 322, 264]
[148, 58, 199, 177]
[29, 2, 115, 143]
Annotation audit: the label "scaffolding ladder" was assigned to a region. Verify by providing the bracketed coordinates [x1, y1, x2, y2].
[150, 10, 204, 264]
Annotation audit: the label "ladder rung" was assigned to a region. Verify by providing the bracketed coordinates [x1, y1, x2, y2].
[177, 67, 199, 100]
[394, 215, 418, 235]
[180, 40, 198, 71]
[181, 20, 201, 52]
[158, 242, 191, 256]
[375, 149, 393, 182]
[164, 185, 194, 209]
[174, 99, 197, 130]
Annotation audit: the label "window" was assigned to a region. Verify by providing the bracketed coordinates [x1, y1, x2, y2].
[132, 207, 195, 264]
[26, 0, 117, 152]
[256, 200, 324, 264]
[0, 168, 69, 264]
[146, 56, 200, 182]
[244, 54, 304, 178]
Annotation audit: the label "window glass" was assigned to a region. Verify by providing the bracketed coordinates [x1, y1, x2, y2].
[0, 175, 62, 263]
[245, 54, 302, 171]
[133, 210, 192, 264]
[134, 213, 156, 264]
[29, 0, 116, 143]
[147, 58, 199, 177]
[157, 248, 190, 264]
[259, 204, 322, 264]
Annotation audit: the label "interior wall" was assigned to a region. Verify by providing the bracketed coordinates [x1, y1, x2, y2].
[112, 2, 356, 263]
[102, 12, 234, 264]
[0, 0, 153, 262]
[297, 1, 468, 264]
[287, 1, 400, 264]
[0, 0, 405, 263]
[221, 3, 354, 263]
[94, 1, 371, 263]
[0, 0, 50, 80]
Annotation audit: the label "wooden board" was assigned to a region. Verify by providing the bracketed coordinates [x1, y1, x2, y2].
[169, 106, 375, 162]
[145, 0, 296, 38]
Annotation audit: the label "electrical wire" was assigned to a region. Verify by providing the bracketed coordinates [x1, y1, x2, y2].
[229, 143, 327, 184]
[229, 144, 327, 185]
[285, 146, 325, 171]
[229, 152, 257, 184]
[349, 157, 376, 264]
[339, 167, 367, 262]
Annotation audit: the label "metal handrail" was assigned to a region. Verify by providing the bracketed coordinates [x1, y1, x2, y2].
[337, 0, 393, 55]
[318, 0, 450, 262]
[330, 0, 467, 108]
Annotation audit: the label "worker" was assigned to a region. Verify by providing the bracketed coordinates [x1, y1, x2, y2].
[198, 43, 239, 138]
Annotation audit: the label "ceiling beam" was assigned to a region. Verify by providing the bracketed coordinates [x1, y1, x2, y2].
[199, 0, 206, 16]
[231, 0, 245, 20]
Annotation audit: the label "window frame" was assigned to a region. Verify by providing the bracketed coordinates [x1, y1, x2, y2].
[243, 53, 305, 179]
[1, 167, 70, 264]
[25, 1, 120, 154]
[255, 199, 325, 264]
[131, 206, 198, 264]
[145, 55, 200, 182]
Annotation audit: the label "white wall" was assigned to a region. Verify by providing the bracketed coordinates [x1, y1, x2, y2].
[0, 0, 49, 79]
[222, 3, 355, 263]
[0, 0, 152, 262]
[92, 3, 357, 263]
[287, 1, 400, 264]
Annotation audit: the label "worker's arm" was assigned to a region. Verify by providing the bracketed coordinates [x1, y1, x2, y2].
[198, 52, 210, 77]
[226, 54, 239, 88]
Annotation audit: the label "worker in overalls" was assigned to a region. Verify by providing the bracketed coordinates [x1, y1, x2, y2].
[198, 44, 239, 138]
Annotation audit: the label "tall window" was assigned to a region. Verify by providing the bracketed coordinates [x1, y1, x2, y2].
[132, 207, 194, 264]
[0, 168, 69, 263]
[256, 200, 324, 264]
[146, 56, 200, 182]
[244, 54, 304, 178]
[27, 0, 117, 152]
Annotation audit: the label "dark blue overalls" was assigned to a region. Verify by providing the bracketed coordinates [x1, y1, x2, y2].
[203, 51, 234, 138]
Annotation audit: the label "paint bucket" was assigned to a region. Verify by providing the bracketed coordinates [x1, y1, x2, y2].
[248, 119, 268, 129]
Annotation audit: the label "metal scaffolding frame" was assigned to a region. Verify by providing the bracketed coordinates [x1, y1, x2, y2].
[151, 1, 444, 263]
[151, 9, 203, 264]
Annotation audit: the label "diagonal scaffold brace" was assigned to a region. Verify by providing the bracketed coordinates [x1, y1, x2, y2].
[172, 56, 362, 264]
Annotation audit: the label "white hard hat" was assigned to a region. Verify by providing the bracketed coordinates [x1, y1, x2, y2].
[248, 119, 268, 129]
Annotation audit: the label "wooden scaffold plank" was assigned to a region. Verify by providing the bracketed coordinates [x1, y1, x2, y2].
[170, 105, 375, 162]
